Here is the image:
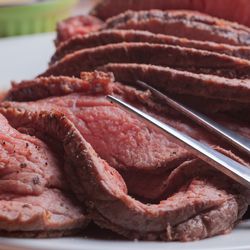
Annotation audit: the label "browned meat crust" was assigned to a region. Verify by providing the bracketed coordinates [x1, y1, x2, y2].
[101, 63, 250, 103]
[103, 10, 250, 45]
[91, 0, 250, 28]
[7, 72, 113, 102]
[41, 43, 250, 79]
[51, 29, 250, 64]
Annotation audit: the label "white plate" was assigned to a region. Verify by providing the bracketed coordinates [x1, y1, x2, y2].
[0, 32, 249, 250]
[0, 33, 55, 89]
[0, 220, 249, 250]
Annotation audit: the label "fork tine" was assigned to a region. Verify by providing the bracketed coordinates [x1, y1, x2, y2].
[107, 95, 250, 189]
[136, 80, 250, 156]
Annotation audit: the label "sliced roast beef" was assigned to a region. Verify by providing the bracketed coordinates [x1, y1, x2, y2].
[0, 107, 247, 241]
[100, 63, 250, 115]
[2, 73, 188, 201]
[7, 72, 113, 102]
[3, 83, 190, 174]
[0, 113, 87, 236]
[103, 10, 250, 46]
[91, 0, 250, 27]
[55, 15, 103, 46]
[3, 72, 250, 201]
[51, 29, 250, 64]
[6, 72, 250, 149]
[41, 42, 250, 79]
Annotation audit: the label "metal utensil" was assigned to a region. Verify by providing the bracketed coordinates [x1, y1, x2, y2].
[137, 80, 250, 157]
[107, 95, 250, 189]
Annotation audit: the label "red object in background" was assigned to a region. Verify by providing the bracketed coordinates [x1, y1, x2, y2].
[91, 0, 250, 27]
[55, 15, 103, 46]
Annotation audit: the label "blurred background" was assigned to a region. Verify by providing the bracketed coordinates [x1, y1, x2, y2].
[0, 0, 99, 37]
[0, 0, 99, 87]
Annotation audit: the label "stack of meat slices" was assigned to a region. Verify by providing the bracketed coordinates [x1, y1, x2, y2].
[0, 2, 250, 242]
[90, 0, 250, 27]
[1, 72, 249, 241]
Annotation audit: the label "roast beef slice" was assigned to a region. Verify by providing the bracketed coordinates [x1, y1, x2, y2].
[41, 43, 250, 79]
[51, 29, 250, 64]
[0, 113, 87, 236]
[103, 10, 250, 45]
[91, 0, 250, 28]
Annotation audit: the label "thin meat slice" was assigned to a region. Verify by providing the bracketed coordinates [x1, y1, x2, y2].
[55, 15, 103, 46]
[2, 94, 189, 174]
[67, 157, 248, 241]
[0, 190, 86, 237]
[102, 63, 250, 117]
[103, 10, 250, 45]
[41, 42, 250, 79]
[91, 0, 250, 28]
[100, 63, 250, 106]
[0, 108, 247, 241]
[7, 72, 113, 102]
[0, 113, 87, 236]
[51, 29, 250, 64]
[170, 94, 250, 115]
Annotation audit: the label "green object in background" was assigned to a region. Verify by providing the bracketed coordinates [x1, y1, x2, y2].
[0, 0, 78, 37]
